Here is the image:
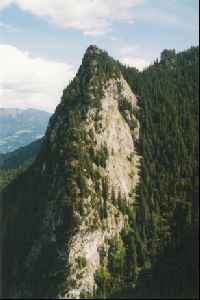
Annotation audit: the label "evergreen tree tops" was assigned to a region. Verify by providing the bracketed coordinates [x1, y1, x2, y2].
[1, 45, 198, 299]
[83, 45, 121, 78]
[46, 45, 123, 132]
[41, 45, 133, 173]
[160, 49, 176, 68]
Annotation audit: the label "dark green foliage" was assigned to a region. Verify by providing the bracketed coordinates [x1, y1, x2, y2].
[120, 46, 199, 299]
[108, 239, 125, 278]
[95, 266, 111, 299]
[117, 191, 128, 215]
[102, 177, 109, 218]
[122, 227, 138, 283]
[1, 163, 47, 298]
[54, 45, 121, 114]
[77, 256, 87, 269]
[0, 138, 43, 172]
[0, 45, 122, 299]
[0, 45, 199, 299]
[104, 46, 199, 300]
[111, 225, 199, 300]
[94, 144, 109, 168]
[0, 157, 35, 193]
[27, 242, 68, 299]
[96, 236, 132, 298]
[160, 49, 176, 67]
[118, 97, 135, 118]
[80, 291, 93, 299]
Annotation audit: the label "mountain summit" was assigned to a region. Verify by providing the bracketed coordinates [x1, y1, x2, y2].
[37, 45, 140, 298]
[1, 46, 199, 300]
[2, 46, 140, 299]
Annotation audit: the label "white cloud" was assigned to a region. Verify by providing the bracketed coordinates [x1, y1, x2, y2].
[0, 44, 75, 113]
[110, 36, 118, 42]
[120, 56, 149, 71]
[0, 0, 146, 36]
[118, 44, 139, 55]
[134, 2, 199, 31]
[118, 44, 149, 71]
[0, 0, 12, 9]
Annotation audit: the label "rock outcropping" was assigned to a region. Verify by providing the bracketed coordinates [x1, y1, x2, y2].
[2, 45, 140, 299]
[65, 75, 140, 298]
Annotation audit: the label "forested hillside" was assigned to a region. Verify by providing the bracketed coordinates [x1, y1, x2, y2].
[0, 138, 43, 172]
[0, 46, 199, 299]
[119, 46, 199, 299]
[1, 45, 140, 299]
[0, 139, 43, 202]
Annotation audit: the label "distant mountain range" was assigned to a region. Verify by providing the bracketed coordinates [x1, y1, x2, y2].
[0, 108, 51, 154]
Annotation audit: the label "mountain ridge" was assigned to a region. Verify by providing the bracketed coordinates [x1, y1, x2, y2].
[33, 45, 141, 298]
[1, 45, 141, 299]
[1, 45, 199, 299]
[0, 138, 43, 172]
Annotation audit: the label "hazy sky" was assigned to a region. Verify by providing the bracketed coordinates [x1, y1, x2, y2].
[0, 0, 199, 112]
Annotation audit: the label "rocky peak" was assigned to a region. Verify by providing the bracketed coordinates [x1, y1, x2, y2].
[62, 73, 140, 298]
[160, 49, 176, 68]
[85, 45, 102, 55]
[80, 45, 120, 79]
[4, 46, 140, 299]
[39, 47, 140, 298]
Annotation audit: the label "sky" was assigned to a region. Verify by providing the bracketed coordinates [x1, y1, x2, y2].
[0, 0, 199, 113]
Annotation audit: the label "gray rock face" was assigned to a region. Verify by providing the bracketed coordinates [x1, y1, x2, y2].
[3, 46, 140, 299]
[23, 75, 140, 299]
[64, 76, 140, 298]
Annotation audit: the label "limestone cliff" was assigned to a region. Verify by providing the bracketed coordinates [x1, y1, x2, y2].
[65, 75, 140, 298]
[2, 45, 140, 299]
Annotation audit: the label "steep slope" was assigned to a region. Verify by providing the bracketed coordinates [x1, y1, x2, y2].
[0, 108, 50, 154]
[1, 46, 198, 300]
[119, 46, 199, 299]
[1, 46, 140, 299]
[0, 138, 43, 172]
[64, 75, 140, 298]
